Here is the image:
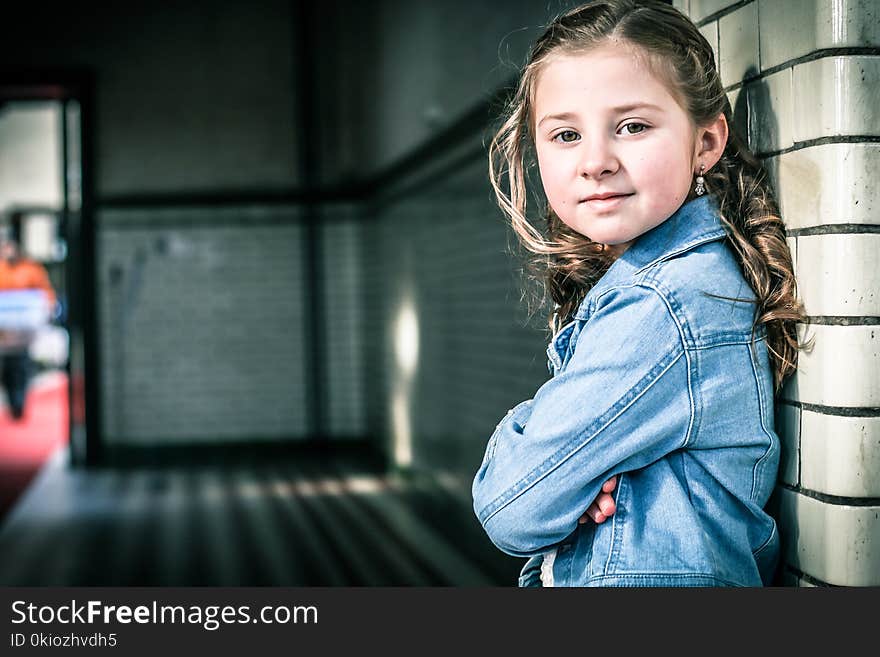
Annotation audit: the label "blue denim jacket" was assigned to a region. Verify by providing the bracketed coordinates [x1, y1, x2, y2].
[472, 196, 780, 587]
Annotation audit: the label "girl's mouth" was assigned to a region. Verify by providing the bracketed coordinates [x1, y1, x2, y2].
[581, 193, 633, 211]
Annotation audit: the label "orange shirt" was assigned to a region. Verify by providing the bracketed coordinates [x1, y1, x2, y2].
[0, 258, 56, 308]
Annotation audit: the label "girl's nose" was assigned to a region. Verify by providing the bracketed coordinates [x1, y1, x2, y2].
[577, 140, 619, 179]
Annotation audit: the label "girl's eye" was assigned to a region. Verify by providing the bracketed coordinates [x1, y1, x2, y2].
[620, 122, 648, 135]
[553, 130, 580, 143]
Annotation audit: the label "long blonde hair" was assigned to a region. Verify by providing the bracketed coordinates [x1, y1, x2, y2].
[488, 0, 806, 392]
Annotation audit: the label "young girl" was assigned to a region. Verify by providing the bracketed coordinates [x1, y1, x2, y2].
[471, 0, 806, 587]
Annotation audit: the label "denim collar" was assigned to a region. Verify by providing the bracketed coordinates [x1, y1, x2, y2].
[573, 195, 727, 319]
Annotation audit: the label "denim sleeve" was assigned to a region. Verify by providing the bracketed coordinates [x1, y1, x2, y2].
[472, 283, 692, 557]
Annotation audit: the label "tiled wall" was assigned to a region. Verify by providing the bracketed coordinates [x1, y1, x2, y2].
[97, 207, 311, 444]
[676, 0, 879, 586]
[321, 205, 368, 439]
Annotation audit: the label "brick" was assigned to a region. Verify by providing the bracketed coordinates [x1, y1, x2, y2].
[772, 142, 880, 229]
[699, 20, 719, 67]
[690, 0, 741, 22]
[777, 487, 880, 585]
[747, 68, 794, 153]
[801, 411, 880, 497]
[792, 56, 880, 142]
[782, 324, 880, 408]
[726, 87, 749, 146]
[759, 0, 880, 71]
[796, 233, 880, 317]
[719, 2, 759, 87]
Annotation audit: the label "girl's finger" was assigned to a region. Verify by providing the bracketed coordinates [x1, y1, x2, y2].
[597, 492, 616, 517]
[602, 476, 618, 493]
[587, 502, 607, 524]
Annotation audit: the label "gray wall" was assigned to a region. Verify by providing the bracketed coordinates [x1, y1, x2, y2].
[362, 153, 550, 475]
[2, 0, 574, 448]
[313, 0, 574, 182]
[2, 1, 301, 196]
[338, 0, 582, 473]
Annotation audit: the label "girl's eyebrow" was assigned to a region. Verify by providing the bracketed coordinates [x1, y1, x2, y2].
[538, 103, 665, 127]
[537, 111, 578, 127]
[611, 102, 664, 114]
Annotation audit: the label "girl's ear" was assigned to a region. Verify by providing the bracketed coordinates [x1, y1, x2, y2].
[695, 113, 729, 172]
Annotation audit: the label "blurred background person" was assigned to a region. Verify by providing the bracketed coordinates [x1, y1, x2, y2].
[0, 214, 56, 420]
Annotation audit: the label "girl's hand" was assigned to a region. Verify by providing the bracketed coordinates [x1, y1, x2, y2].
[578, 476, 617, 524]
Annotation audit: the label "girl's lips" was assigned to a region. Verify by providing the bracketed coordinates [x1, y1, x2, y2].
[581, 193, 633, 211]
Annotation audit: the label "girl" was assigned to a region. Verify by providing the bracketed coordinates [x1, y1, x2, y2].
[471, 0, 806, 587]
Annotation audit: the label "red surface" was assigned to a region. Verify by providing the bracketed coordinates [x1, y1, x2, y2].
[0, 371, 68, 523]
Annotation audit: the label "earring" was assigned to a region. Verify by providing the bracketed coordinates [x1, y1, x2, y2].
[694, 165, 706, 196]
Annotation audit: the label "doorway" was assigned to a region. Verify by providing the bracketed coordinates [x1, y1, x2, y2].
[0, 82, 93, 526]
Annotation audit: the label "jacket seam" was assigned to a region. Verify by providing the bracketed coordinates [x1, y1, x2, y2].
[752, 518, 777, 557]
[582, 230, 728, 307]
[747, 336, 775, 502]
[689, 335, 767, 350]
[632, 230, 728, 276]
[638, 281, 696, 448]
[576, 573, 745, 587]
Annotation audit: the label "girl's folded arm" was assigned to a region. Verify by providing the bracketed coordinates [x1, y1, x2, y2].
[472, 283, 692, 557]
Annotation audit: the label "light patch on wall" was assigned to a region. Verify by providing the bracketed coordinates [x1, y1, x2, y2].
[390, 295, 420, 468]
[830, 0, 845, 43]
[392, 387, 413, 468]
[394, 300, 419, 377]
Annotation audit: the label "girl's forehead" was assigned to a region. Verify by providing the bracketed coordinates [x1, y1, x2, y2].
[538, 43, 659, 87]
[536, 49, 667, 101]
[530, 44, 688, 120]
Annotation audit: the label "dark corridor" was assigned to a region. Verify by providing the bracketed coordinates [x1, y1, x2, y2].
[0, 446, 521, 586]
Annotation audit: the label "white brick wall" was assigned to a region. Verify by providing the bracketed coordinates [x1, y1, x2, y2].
[689, 0, 880, 586]
[718, 1, 758, 85]
[801, 411, 880, 498]
[777, 489, 880, 586]
[792, 57, 879, 140]
[797, 234, 879, 316]
[98, 207, 311, 444]
[747, 68, 794, 152]
[758, 0, 880, 70]
[787, 324, 879, 408]
[768, 143, 879, 230]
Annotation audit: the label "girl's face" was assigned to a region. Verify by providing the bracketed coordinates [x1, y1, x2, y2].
[533, 44, 699, 255]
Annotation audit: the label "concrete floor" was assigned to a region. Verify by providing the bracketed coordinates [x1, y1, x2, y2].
[0, 446, 522, 586]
